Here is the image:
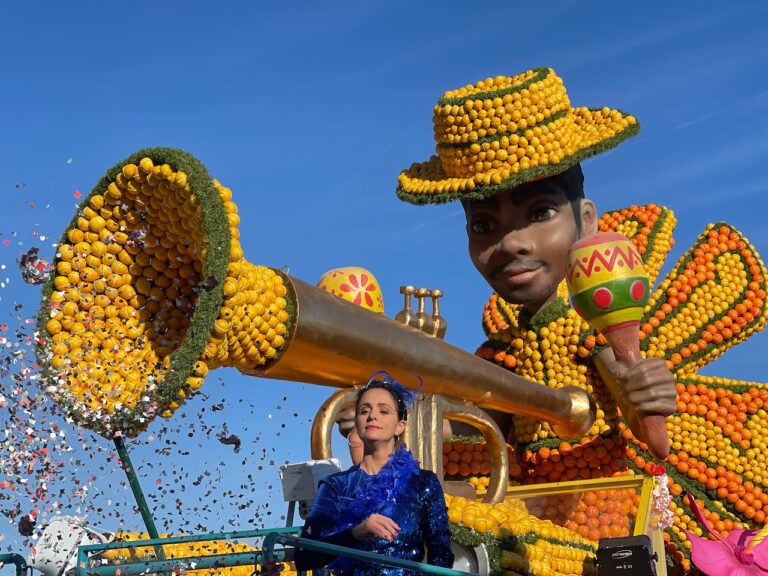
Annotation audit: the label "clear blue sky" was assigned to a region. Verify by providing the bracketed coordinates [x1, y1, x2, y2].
[1, 0, 767, 553]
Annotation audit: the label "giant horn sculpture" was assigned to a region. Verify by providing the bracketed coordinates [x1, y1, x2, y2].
[36, 148, 595, 439]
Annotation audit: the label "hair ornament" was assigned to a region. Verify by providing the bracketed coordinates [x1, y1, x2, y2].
[363, 371, 423, 415]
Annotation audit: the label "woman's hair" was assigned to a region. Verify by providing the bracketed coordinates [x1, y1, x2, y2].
[356, 380, 408, 421]
[355, 372, 419, 421]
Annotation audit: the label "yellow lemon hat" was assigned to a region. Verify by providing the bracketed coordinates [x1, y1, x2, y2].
[397, 67, 639, 204]
[317, 267, 385, 314]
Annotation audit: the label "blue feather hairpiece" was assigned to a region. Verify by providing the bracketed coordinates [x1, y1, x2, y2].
[363, 371, 423, 418]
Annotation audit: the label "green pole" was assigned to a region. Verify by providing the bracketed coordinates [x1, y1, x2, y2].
[113, 437, 167, 562]
[0, 553, 28, 576]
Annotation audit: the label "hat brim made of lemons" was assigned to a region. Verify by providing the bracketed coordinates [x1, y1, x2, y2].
[396, 67, 640, 205]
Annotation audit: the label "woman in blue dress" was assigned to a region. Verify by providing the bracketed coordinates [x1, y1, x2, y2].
[294, 372, 454, 575]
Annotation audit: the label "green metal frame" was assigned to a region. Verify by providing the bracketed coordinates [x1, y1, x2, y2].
[113, 437, 167, 564]
[76, 527, 472, 576]
[0, 554, 28, 576]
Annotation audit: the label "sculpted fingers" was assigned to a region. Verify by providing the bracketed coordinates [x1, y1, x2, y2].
[622, 358, 677, 415]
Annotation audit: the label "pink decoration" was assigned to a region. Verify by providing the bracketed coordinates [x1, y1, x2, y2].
[684, 493, 768, 574]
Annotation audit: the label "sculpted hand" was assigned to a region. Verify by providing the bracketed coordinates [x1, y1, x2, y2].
[351, 514, 401, 542]
[615, 357, 677, 417]
[336, 406, 356, 438]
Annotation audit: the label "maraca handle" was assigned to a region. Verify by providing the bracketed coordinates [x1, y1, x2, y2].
[607, 329, 670, 460]
[641, 414, 670, 460]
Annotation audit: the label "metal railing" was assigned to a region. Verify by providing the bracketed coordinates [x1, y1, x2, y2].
[0, 554, 28, 576]
[75, 527, 472, 576]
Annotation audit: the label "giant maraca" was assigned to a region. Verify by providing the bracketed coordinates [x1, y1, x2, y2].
[566, 231, 669, 459]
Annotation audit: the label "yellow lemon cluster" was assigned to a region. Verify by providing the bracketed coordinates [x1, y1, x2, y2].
[42, 156, 292, 433]
[441, 69, 538, 101]
[104, 533, 296, 576]
[502, 540, 597, 576]
[199, 180, 289, 372]
[446, 494, 596, 576]
[433, 69, 566, 144]
[479, 297, 618, 442]
[46, 159, 207, 421]
[445, 493, 594, 545]
[398, 68, 638, 198]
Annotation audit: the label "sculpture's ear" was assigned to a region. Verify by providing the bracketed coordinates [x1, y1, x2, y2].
[579, 199, 598, 236]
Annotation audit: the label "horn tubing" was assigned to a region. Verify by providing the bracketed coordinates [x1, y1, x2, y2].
[242, 277, 594, 436]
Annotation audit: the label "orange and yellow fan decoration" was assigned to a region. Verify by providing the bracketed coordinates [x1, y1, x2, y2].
[475, 204, 768, 573]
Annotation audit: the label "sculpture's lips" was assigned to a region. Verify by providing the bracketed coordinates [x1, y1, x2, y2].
[496, 263, 543, 286]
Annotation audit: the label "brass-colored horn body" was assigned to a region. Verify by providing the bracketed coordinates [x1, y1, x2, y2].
[37, 148, 594, 440]
[242, 277, 596, 438]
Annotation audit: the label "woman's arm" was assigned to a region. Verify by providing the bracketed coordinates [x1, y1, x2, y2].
[422, 472, 454, 568]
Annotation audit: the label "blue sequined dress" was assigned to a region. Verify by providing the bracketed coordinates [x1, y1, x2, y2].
[294, 445, 454, 575]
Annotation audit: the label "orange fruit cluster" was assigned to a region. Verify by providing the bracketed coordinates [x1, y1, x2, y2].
[662, 380, 768, 523]
[442, 438, 520, 478]
[642, 225, 767, 372]
[522, 436, 629, 484]
[524, 486, 638, 543]
[597, 204, 675, 282]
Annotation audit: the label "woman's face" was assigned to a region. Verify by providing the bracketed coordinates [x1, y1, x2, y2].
[356, 387, 406, 446]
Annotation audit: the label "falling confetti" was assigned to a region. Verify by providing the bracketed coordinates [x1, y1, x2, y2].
[18, 247, 53, 285]
[0, 164, 313, 553]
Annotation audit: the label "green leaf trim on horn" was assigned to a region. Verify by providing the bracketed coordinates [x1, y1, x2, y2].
[36, 147, 231, 438]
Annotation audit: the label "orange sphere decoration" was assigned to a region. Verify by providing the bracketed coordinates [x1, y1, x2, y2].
[316, 267, 384, 313]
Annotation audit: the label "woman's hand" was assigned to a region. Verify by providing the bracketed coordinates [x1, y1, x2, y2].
[351, 514, 400, 541]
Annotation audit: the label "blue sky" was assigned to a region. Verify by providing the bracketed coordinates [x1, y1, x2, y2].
[1, 0, 767, 553]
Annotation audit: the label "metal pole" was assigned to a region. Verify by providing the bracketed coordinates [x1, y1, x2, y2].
[113, 437, 167, 563]
[0, 554, 28, 576]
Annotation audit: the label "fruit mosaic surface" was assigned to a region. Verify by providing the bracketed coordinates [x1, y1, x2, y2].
[104, 533, 297, 576]
[447, 493, 598, 576]
[396, 67, 640, 204]
[36, 149, 294, 438]
[473, 204, 768, 573]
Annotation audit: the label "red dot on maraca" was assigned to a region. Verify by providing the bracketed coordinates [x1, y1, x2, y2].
[593, 288, 613, 309]
[631, 280, 646, 301]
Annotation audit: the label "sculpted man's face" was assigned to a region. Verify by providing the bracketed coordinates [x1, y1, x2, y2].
[465, 178, 597, 314]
